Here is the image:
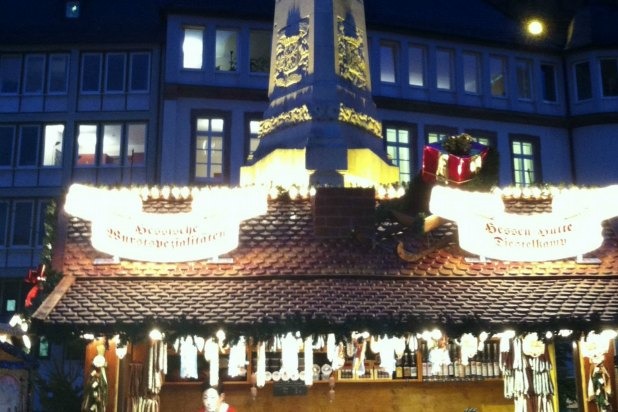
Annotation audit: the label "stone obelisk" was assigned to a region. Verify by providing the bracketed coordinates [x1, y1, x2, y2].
[240, 0, 399, 187]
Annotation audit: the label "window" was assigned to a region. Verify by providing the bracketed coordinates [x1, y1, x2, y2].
[48, 54, 69, 93]
[464, 129, 496, 148]
[194, 115, 227, 183]
[0, 124, 63, 168]
[380, 42, 397, 83]
[76, 122, 146, 167]
[1, 281, 22, 321]
[0, 126, 15, 166]
[426, 126, 457, 144]
[249, 30, 271, 73]
[245, 118, 261, 162]
[183, 27, 204, 69]
[0, 55, 21, 94]
[81, 54, 102, 93]
[436, 49, 453, 90]
[130, 53, 150, 92]
[516, 59, 532, 99]
[540, 63, 557, 102]
[0, 201, 7, 246]
[18, 126, 39, 167]
[575, 61, 592, 101]
[105, 53, 126, 93]
[511, 136, 540, 187]
[11, 201, 34, 246]
[24, 55, 45, 94]
[462, 52, 480, 94]
[81, 52, 150, 94]
[37, 336, 50, 359]
[42, 124, 64, 166]
[215, 29, 238, 71]
[385, 125, 415, 184]
[408, 45, 425, 87]
[490, 55, 507, 97]
[600, 58, 618, 97]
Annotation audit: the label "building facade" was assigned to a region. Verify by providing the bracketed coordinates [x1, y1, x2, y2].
[1, 0, 618, 410]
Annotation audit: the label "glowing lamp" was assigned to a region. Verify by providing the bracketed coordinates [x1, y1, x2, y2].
[527, 19, 544, 36]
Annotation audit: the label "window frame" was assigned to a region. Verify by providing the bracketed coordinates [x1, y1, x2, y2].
[515, 58, 533, 100]
[23, 54, 46, 95]
[76, 121, 147, 168]
[408, 44, 426, 88]
[463, 129, 497, 148]
[489, 54, 507, 98]
[540, 63, 557, 102]
[249, 30, 271, 74]
[183, 26, 205, 70]
[244, 113, 262, 163]
[462, 51, 481, 94]
[0, 54, 22, 95]
[600, 57, 618, 97]
[129, 52, 151, 93]
[379, 41, 398, 84]
[191, 110, 231, 184]
[435, 48, 454, 91]
[425, 125, 458, 144]
[0, 125, 16, 167]
[47, 53, 70, 94]
[509, 134, 541, 187]
[383, 122, 417, 184]
[574, 60, 592, 101]
[105, 53, 127, 94]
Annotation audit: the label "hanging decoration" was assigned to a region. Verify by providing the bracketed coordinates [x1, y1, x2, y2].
[24, 264, 46, 308]
[81, 344, 108, 412]
[501, 335, 554, 412]
[280, 332, 300, 378]
[227, 337, 247, 378]
[421, 133, 488, 185]
[582, 331, 614, 411]
[204, 338, 220, 388]
[351, 332, 368, 378]
[174, 336, 198, 380]
[256, 341, 266, 388]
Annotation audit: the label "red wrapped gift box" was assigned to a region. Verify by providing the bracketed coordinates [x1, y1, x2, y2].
[422, 142, 488, 184]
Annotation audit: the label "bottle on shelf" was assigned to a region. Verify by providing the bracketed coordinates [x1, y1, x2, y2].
[395, 352, 404, 379]
[403, 346, 412, 379]
[410, 346, 418, 379]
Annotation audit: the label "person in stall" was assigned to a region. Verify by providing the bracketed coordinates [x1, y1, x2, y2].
[198, 385, 236, 412]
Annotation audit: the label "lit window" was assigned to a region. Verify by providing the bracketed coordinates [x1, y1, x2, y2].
[249, 30, 271, 73]
[77, 122, 145, 167]
[42, 124, 64, 167]
[464, 130, 496, 148]
[511, 138, 538, 187]
[216, 29, 238, 71]
[600, 58, 618, 97]
[490, 55, 507, 97]
[183, 28, 203, 69]
[126, 123, 146, 166]
[38, 336, 50, 358]
[408, 45, 425, 87]
[380, 42, 397, 83]
[48, 54, 69, 94]
[436, 49, 453, 90]
[463, 52, 480, 94]
[516, 59, 532, 100]
[246, 119, 260, 162]
[6, 299, 16, 312]
[426, 127, 456, 144]
[574, 61, 592, 100]
[105, 53, 126, 93]
[385, 126, 413, 184]
[195, 116, 226, 183]
[540, 63, 556, 102]
[24, 55, 45, 94]
[101, 124, 122, 166]
[0, 55, 21, 94]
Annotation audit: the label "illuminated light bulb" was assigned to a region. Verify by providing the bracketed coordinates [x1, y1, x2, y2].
[601, 329, 618, 340]
[149, 328, 163, 341]
[545, 331, 553, 340]
[289, 186, 299, 200]
[116, 345, 128, 359]
[396, 186, 405, 198]
[268, 187, 279, 200]
[387, 186, 397, 199]
[298, 186, 308, 199]
[181, 187, 190, 199]
[430, 328, 442, 341]
[20, 322, 28, 333]
[377, 185, 387, 199]
[216, 329, 226, 343]
[9, 314, 20, 328]
[82, 333, 95, 340]
[0, 334, 7, 343]
[161, 186, 171, 199]
[150, 187, 160, 199]
[22, 335, 31, 349]
[309, 187, 316, 197]
[527, 19, 544, 36]
[171, 187, 181, 199]
[558, 329, 573, 338]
